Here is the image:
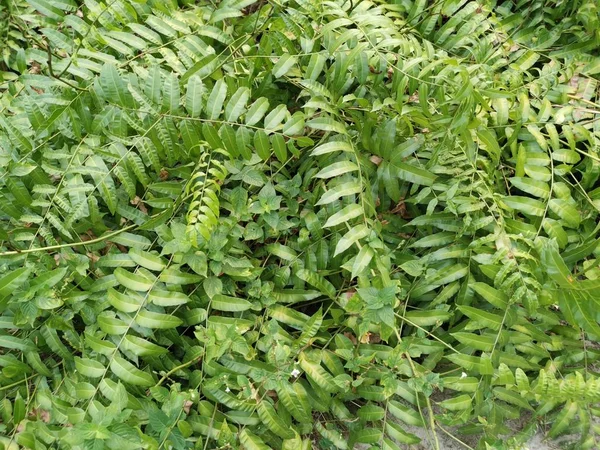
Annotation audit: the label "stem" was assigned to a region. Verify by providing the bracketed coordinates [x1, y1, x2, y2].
[45, 40, 87, 91]
[0, 223, 138, 256]
[0, 361, 63, 391]
[436, 423, 475, 450]
[154, 355, 203, 388]
[0, 374, 33, 392]
[426, 396, 441, 450]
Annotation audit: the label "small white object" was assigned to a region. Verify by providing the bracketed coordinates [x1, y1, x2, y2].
[225, 387, 231, 393]
[291, 368, 301, 378]
[460, 372, 468, 379]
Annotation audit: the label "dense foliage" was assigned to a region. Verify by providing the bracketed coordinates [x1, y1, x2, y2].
[1, 0, 600, 449]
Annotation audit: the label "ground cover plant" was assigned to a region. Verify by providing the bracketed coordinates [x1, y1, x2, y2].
[1, 0, 600, 448]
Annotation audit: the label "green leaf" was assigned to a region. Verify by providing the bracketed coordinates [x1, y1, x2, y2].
[75, 357, 105, 378]
[108, 288, 144, 313]
[352, 428, 383, 444]
[439, 394, 472, 411]
[451, 332, 495, 351]
[552, 149, 580, 164]
[210, 6, 242, 24]
[502, 196, 545, 216]
[410, 232, 456, 248]
[323, 204, 364, 227]
[548, 401, 578, 438]
[411, 264, 468, 297]
[357, 404, 386, 422]
[476, 129, 501, 164]
[98, 314, 130, 335]
[158, 268, 203, 284]
[86, 156, 118, 215]
[271, 290, 321, 304]
[543, 218, 568, 249]
[509, 177, 550, 198]
[211, 294, 252, 312]
[85, 332, 117, 355]
[100, 64, 133, 107]
[203, 277, 223, 299]
[267, 243, 297, 261]
[148, 289, 190, 307]
[121, 335, 168, 356]
[277, 382, 312, 423]
[314, 161, 359, 179]
[206, 79, 228, 120]
[470, 282, 508, 309]
[334, 225, 370, 256]
[75, 382, 96, 400]
[109, 232, 152, 249]
[393, 161, 437, 186]
[114, 268, 154, 292]
[306, 117, 347, 134]
[25, 351, 52, 377]
[559, 291, 600, 338]
[311, 140, 353, 156]
[0, 335, 35, 352]
[511, 50, 540, 72]
[257, 401, 295, 439]
[299, 353, 338, 393]
[351, 245, 374, 279]
[387, 400, 425, 426]
[316, 181, 362, 205]
[526, 124, 548, 150]
[404, 310, 451, 327]
[254, 130, 271, 160]
[135, 310, 183, 329]
[295, 269, 335, 299]
[385, 421, 420, 444]
[162, 72, 180, 112]
[240, 429, 271, 450]
[493, 387, 533, 410]
[548, 199, 581, 227]
[457, 305, 504, 330]
[27, 0, 65, 20]
[0, 268, 30, 298]
[245, 97, 270, 126]
[305, 53, 327, 80]
[110, 355, 154, 386]
[541, 240, 573, 286]
[181, 54, 219, 83]
[272, 54, 297, 78]
[283, 112, 305, 136]
[271, 134, 287, 162]
[225, 87, 250, 122]
[128, 248, 167, 271]
[264, 104, 288, 132]
[185, 76, 205, 118]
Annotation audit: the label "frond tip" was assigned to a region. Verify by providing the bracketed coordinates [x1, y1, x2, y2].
[185, 149, 228, 247]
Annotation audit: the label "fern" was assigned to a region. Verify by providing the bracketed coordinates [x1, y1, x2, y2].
[185, 149, 228, 247]
[0, 0, 600, 449]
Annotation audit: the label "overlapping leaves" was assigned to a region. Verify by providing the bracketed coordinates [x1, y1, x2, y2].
[1, 0, 600, 449]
